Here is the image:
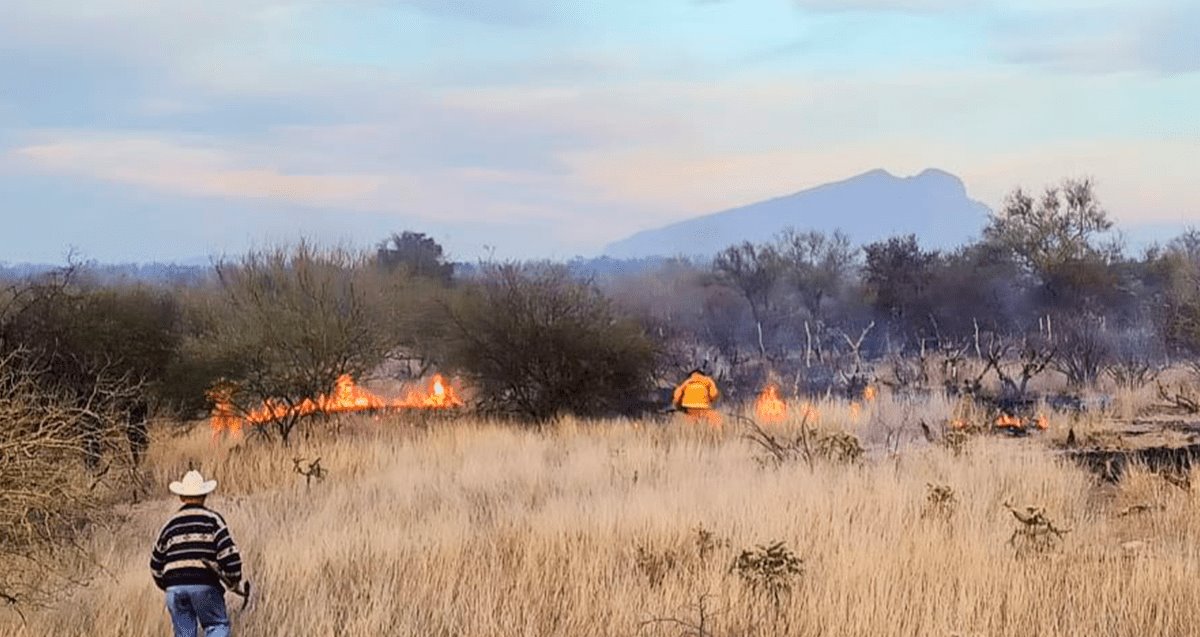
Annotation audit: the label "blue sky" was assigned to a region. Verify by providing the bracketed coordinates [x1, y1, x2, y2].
[1, 0, 1197, 264]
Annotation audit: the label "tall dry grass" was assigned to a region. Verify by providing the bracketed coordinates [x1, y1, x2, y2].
[4, 397, 1198, 636]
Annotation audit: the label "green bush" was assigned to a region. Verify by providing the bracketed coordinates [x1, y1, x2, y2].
[441, 263, 657, 422]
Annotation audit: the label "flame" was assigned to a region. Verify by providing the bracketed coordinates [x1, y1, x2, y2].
[246, 399, 291, 425]
[950, 419, 968, 430]
[207, 384, 243, 440]
[1034, 413, 1049, 430]
[209, 401, 243, 440]
[863, 385, 877, 401]
[850, 401, 862, 421]
[994, 413, 1022, 429]
[754, 384, 788, 425]
[321, 374, 386, 413]
[215, 374, 463, 433]
[393, 374, 464, 409]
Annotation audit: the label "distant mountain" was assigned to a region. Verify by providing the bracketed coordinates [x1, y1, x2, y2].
[604, 168, 992, 258]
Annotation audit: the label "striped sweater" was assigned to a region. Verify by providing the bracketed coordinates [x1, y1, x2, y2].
[150, 504, 242, 590]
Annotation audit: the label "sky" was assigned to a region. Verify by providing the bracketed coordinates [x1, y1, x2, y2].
[1, 0, 1197, 264]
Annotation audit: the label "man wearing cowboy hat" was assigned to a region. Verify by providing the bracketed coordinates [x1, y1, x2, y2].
[150, 470, 243, 637]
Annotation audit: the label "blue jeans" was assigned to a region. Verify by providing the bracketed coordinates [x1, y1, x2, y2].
[165, 585, 231, 637]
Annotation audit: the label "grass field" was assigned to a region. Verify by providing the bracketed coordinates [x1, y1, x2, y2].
[5, 395, 1200, 636]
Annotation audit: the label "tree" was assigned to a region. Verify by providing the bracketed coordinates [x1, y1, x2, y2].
[0, 267, 177, 463]
[188, 243, 400, 443]
[986, 178, 1115, 272]
[376, 231, 454, 283]
[984, 178, 1122, 309]
[862, 235, 939, 325]
[926, 242, 1032, 337]
[712, 242, 782, 325]
[776, 228, 857, 321]
[441, 263, 657, 422]
[1149, 229, 1200, 355]
[712, 241, 784, 357]
[0, 271, 180, 387]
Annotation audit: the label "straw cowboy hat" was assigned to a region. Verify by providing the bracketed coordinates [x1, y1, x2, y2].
[169, 470, 217, 497]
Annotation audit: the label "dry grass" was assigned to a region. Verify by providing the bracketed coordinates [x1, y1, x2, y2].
[5, 398, 1200, 636]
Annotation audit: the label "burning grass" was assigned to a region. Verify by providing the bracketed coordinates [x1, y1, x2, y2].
[210, 373, 464, 440]
[6, 398, 1200, 636]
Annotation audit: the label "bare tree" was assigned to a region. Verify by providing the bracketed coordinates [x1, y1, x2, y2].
[878, 338, 931, 394]
[713, 242, 783, 359]
[1051, 314, 1113, 388]
[980, 334, 1056, 399]
[1106, 329, 1164, 390]
[776, 228, 857, 322]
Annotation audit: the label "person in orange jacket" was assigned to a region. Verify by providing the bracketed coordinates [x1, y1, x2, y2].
[673, 369, 721, 425]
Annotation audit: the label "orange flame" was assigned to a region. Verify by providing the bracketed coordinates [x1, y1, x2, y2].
[994, 413, 1022, 429]
[1034, 413, 1049, 430]
[207, 384, 243, 441]
[863, 385, 877, 402]
[321, 374, 387, 414]
[754, 384, 788, 425]
[209, 401, 243, 440]
[393, 374, 464, 409]
[215, 374, 463, 433]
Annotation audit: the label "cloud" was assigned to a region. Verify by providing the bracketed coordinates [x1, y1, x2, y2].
[14, 59, 1193, 253]
[5, 127, 621, 229]
[991, 1, 1200, 74]
[0, 0, 1197, 263]
[778, 0, 1200, 74]
[15, 136, 385, 205]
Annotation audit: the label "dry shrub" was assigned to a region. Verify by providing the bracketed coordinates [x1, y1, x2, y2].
[634, 525, 731, 588]
[922, 483, 958, 520]
[730, 541, 804, 609]
[940, 429, 973, 457]
[1004, 502, 1071, 557]
[813, 431, 863, 464]
[692, 524, 729, 564]
[744, 416, 863, 468]
[0, 351, 135, 612]
[634, 544, 678, 588]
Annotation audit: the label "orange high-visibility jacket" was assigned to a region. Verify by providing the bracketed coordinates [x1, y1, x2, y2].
[673, 373, 719, 409]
